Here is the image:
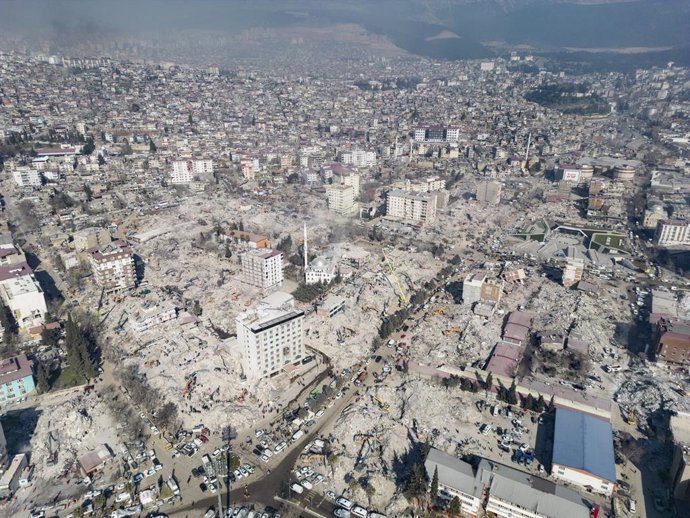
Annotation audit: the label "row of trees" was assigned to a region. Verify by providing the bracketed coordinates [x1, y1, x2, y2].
[118, 364, 180, 434]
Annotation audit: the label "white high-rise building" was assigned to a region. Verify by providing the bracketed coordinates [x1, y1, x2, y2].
[0, 267, 47, 330]
[240, 249, 284, 290]
[235, 292, 305, 380]
[656, 219, 690, 247]
[386, 189, 437, 224]
[170, 159, 215, 184]
[12, 168, 42, 188]
[340, 150, 376, 168]
[326, 184, 357, 216]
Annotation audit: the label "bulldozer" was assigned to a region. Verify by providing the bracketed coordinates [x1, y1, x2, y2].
[433, 307, 449, 316]
[374, 395, 390, 412]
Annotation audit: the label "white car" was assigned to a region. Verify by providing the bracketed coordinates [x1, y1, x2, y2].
[351, 506, 368, 518]
[300, 479, 313, 490]
[334, 510, 350, 518]
[290, 483, 304, 494]
[336, 497, 353, 510]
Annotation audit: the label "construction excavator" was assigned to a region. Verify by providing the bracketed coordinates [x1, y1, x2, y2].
[443, 327, 462, 336]
[382, 249, 409, 307]
[433, 307, 449, 316]
[374, 395, 390, 412]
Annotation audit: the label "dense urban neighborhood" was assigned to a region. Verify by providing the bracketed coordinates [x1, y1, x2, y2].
[0, 3, 690, 518]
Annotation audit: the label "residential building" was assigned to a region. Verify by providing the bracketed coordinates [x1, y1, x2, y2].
[323, 295, 346, 318]
[670, 411, 690, 508]
[170, 158, 214, 184]
[11, 168, 42, 188]
[424, 448, 483, 518]
[339, 149, 376, 168]
[386, 189, 437, 224]
[476, 180, 502, 204]
[78, 444, 113, 475]
[326, 184, 357, 216]
[656, 319, 690, 365]
[413, 126, 459, 143]
[482, 458, 590, 518]
[130, 302, 177, 333]
[89, 240, 137, 293]
[551, 408, 617, 497]
[235, 292, 305, 380]
[0, 243, 26, 266]
[463, 271, 486, 305]
[322, 163, 360, 195]
[424, 448, 590, 518]
[0, 454, 28, 497]
[223, 230, 269, 249]
[556, 164, 581, 183]
[0, 263, 47, 330]
[655, 219, 690, 247]
[240, 249, 284, 290]
[72, 227, 111, 253]
[0, 355, 35, 403]
[397, 176, 445, 193]
[562, 258, 584, 288]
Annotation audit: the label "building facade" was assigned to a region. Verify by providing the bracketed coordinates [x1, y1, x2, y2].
[0, 263, 47, 330]
[413, 126, 459, 143]
[89, 240, 137, 293]
[0, 355, 35, 403]
[655, 219, 690, 247]
[326, 184, 357, 216]
[386, 189, 437, 224]
[235, 293, 305, 380]
[240, 249, 284, 290]
[73, 227, 111, 253]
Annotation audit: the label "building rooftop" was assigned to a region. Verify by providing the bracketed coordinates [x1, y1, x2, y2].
[0, 262, 33, 282]
[424, 448, 482, 499]
[89, 240, 132, 261]
[0, 354, 33, 386]
[552, 408, 616, 483]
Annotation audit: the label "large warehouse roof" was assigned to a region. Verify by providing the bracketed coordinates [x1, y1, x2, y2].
[553, 408, 616, 483]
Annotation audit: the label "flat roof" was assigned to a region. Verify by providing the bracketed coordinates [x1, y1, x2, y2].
[0, 354, 33, 386]
[552, 408, 616, 483]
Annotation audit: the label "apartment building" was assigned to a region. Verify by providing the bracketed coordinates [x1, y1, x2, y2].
[0, 263, 47, 330]
[326, 184, 357, 216]
[89, 240, 137, 293]
[235, 292, 305, 380]
[413, 126, 460, 143]
[240, 249, 284, 290]
[562, 257, 585, 288]
[656, 319, 690, 366]
[11, 168, 42, 188]
[72, 227, 111, 253]
[130, 302, 177, 333]
[170, 158, 215, 184]
[0, 355, 35, 403]
[463, 271, 486, 305]
[339, 150, 376, 168]
[386, 189, 437, 224]
[670, 412, 690, 507]
[425, 448, 590, 518]
[655, 219, 690, 247]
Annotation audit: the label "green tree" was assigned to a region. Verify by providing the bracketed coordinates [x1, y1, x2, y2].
[72, 506, 84, 518]
[485, 372, 493, 393]
[93, 494, 105, 510]
[82, 138, 95, 155]
[64, 314, 97, 381]
[327, 453, 339, 476]
[191, 300, 202, 317]
[36, 360, 51, 393]
[448, 496, 461, 516]
[430, 466, 439, 502]
[97, 154, 105, 166]
[508, 380, 518, 405]
[41, 325, 61, 347]
[149, 140, 157, 153]
[228, 453, 241, 471]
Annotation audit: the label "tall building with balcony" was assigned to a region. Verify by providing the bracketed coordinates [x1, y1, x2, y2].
[326, 184, 357, 216]
[235, 292, 305, 380]
[89, 240, 137, 293]
[240, 249, 284, 291]
[655, 219, 690, 247]
[386, 189, 437, 224]
[0, 263, 47, 330]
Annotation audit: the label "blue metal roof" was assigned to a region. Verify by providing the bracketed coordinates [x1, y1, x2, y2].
[552, 408, 616, 483]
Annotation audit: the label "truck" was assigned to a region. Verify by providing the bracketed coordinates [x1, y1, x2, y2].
[291, 429, 305, 442]
[355, 371, 368, 385]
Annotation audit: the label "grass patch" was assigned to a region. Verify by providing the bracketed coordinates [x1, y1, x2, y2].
[52, 365, 85, 390]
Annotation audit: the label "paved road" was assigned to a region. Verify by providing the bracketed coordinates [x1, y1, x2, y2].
[166, 350, 394, 517]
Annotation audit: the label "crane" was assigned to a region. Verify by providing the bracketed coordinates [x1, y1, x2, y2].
[382, 249, 409, 307]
